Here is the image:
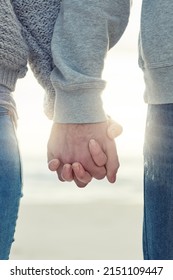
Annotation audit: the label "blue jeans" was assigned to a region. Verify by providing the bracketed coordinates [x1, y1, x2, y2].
[0, 107, 22, 260]
[143, 104, 173, 260]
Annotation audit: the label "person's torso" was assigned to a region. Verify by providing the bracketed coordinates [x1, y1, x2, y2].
[139, 0, 173, 69]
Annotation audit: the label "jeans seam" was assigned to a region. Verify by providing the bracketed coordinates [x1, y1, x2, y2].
[143, 165, 150, 260]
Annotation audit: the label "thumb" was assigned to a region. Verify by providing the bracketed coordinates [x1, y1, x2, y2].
[107, 118, 123, 140]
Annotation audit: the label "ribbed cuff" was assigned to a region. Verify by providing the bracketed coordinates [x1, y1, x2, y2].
[0, 67, 19, 91]
[53, 87, 107, 123]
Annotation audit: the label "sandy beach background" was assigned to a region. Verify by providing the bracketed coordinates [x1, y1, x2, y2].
[10, 1, 145, 260]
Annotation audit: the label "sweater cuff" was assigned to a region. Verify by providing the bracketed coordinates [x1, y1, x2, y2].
[0, 67, 19, 91]
[53, 87, 107, 123]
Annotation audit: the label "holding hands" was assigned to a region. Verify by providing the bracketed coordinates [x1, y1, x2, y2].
[47, 119, 122, 187]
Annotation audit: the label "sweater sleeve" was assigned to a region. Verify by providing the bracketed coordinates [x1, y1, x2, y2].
[0, 0, 28, 91]
[51, 0, 130, 123]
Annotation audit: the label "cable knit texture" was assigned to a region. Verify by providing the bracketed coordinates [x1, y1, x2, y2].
[12, 0, 130, 122]
[1, 0, 130, 122]
[0, 0, 28, 90]
[12, 0, 62, 119]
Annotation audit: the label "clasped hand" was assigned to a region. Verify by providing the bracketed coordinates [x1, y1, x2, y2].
[47, 119, 122, 187]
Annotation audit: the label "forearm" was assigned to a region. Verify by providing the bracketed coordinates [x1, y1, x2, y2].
[51, 0, 130, 123]
[0, 0, 28, 91]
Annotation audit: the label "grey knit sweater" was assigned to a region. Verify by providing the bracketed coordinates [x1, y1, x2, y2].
[0, 1, 28, 90]
[0, 0, 130, 122]
[12, 0, 62, 120]
[139, 0, 173, 105]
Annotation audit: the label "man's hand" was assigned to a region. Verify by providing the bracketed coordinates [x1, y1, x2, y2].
[47, 120, 121, 187]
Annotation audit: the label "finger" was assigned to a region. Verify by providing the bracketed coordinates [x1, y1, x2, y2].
[105, 142, 120, 183]
[48, 159, 61, 171]
[61, 164, 73, 181]
[87, 164, 107, 180]
[72, 162, 92, 185]
[73, 177, 88, 188]
[48, 159, 66, 182]
[84, 162, 106, 180]
[56, 165, 66, 182]
[107, 119, 123, 140]
[89, 139, 107, 167]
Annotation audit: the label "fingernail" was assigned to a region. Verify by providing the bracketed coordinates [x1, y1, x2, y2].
[48, 161, 56, 171]
[89, 139, 97, 147]
[73, 162, 80, 171]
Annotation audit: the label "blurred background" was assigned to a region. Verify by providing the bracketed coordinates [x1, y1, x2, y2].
[11, 0, 145, 260]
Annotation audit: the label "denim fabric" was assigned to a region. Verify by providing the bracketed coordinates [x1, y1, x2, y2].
[143, 104, 173, 260]
[0, 107, 22, 260]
